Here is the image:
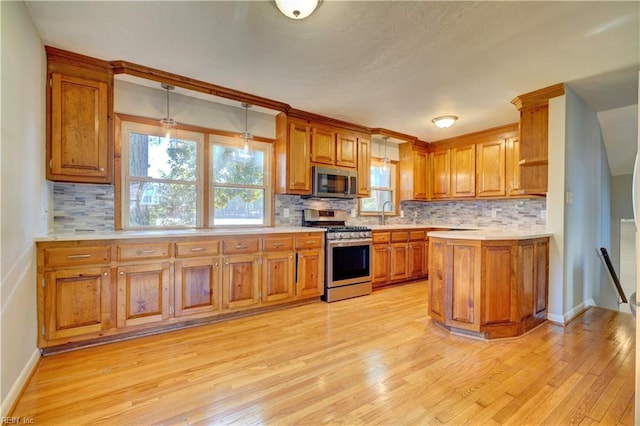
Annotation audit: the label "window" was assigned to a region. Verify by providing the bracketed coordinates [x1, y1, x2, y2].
[359, 159, 396, 214]
[122, 122, 203, 229]
[210, 135, 272, 226]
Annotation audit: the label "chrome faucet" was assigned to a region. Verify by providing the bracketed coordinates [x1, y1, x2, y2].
[380, 201, 394, 225]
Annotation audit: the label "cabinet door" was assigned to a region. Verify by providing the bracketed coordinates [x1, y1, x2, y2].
[408, 242, 425, 278]
[296, 249, 323, 298]
[372, 244, 391, 285]
[518, 105, 548, 194]
[481, 244, 517, 327]
[44, 267, 111, 340]
[222, 255, 260, 310]
[117, 262, 170, 328]
[506, 137, 521, 196]
[430, 150, 451, 199]
[356, 136, 371, 197]
[288, 121, 311, 193]
[519, 239, 549, 330]
[448, 241, 481, 331]
[428, 238, 446, 322]
[262, 252, 295, 303]
[476, 139, 506, 197]
[413, 149, 428, 200]
[451, 145, 476, 198]
[423, 238, 429, 276]
[311, 126, 335, 165]
[336, 131, 357, 168]
[390, 243, 408, 281]
[174, 258, 221, 318]
[49, 73, 110, 182]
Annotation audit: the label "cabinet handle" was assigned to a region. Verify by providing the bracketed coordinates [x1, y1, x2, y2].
[235, 244, 248, 249]
[67, 254, 92, 259]
[137, 249, 156, 255]
[272, 242, 284, 247]
[305, 240, 316, 245]
[190, 247, 206, 252]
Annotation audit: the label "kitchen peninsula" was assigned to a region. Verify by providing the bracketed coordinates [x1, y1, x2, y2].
[427, 229, 551, 339]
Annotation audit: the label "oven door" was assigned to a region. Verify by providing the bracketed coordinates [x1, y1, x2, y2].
[326, 239, 372, 288]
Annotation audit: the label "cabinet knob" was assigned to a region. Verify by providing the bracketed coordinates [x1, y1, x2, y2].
[99, 168, 105, 172]
[103, 272, 108, 276]
[119, 271, 125, 276]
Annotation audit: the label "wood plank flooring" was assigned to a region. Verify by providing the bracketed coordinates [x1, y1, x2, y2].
[11, 281, 636, 425]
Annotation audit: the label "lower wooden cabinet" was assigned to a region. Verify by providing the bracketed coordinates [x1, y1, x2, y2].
[174, 258, 221, 318]
[36, 232, 324, 350]
[116, 262, 171, 328]
[427, 236, 549, 339]
[43, 267, 111, 340]
[372, 229, 430, 289]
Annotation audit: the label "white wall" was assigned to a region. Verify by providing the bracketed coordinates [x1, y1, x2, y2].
[114, 80, 276, 139]
[0, 1, 49, 415]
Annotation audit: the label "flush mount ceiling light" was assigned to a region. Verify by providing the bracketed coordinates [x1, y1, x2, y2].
[432, 115, 458, 129]
[275, 0, 319, 19]
[160, 83, 176, 139]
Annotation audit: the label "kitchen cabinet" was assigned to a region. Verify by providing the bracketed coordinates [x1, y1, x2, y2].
[43, 266, 112, 341]
[450, 145, 476, 198]
[372, 232, 391, 286]
[46, 47, 113, 184]
[174, 258, 221, 318]
[506, 137, 521, 196]
[399, 143, 429, 201]
[262, 237, 295, 303]
[275, 114, 311, 195]
[408, 231, 426, 278]
[430, 149, 451, 199]
[476, 138, 506, 197]
[356, 135, 371, 197]
[427, 235, 549, 339]
[295, 235, 324, 297]
[311, 125, 336, 165]
[372, 229, 429, 289]
[36, 231, 325, 351]
[511, 83, 565, 195]
[116, 262, 171, 328]
[336, 130, 357, 168]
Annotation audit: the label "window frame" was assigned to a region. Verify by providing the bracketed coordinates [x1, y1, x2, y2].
[121, 120, 205, 230]
[209, 134, 273, 227]
[359, 158, 398, 216]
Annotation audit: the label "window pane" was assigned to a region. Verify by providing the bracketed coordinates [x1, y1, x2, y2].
[213, 187, 265, 225]
[370, 166, 391, 188]
[129, 133, 197, 181]
[213, 145, 264, 185]
[360, 190, 394, 212]
[129, 181, 197, 227]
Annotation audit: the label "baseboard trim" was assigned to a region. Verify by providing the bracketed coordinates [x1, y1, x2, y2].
[1, 348, 41, 417]
[547, 299, 596, 325]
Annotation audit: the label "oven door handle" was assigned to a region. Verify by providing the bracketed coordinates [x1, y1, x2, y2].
[327, 239, 373, 247]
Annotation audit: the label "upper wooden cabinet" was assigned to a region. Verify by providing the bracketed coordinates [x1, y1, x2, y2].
[356, 135, 371, 197]
[451, 145, 476, 198]
[310, 125, 336, 165]
[335, 130, 357, 168]
[476, 139, 506, 197]
[399, 143, 429, 201]
[511, 83, 565, 195]
[46, 47, 114, 183]
[275, 114, 312, 195]
[430, 149, 451, 199]
[505, 137, 521, 196]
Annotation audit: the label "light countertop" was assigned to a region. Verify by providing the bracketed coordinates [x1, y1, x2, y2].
[35, 226, 325, 242]
[368, 224, 480, 231]
[427, 229, 552, 241]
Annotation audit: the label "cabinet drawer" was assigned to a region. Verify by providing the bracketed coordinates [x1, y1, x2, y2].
[117, 243, 170, 261]
[391, 231, 409, 242]
[295, 235, 323, 249]
[262, 237, 294, 252]
[44, 246, 111, 267]
[372, 232, 391, 244]
[175, 240, 220, 257]
[409, 230, 425, 241]
[222, 238, 259, 254]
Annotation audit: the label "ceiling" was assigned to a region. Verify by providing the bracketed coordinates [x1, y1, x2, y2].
[25, 1, 640, 174]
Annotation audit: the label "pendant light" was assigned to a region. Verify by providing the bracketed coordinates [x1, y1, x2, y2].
[160, 83, 176, 140]
[241, 103, 253, 153]
[382, 136, 390, 173]
[275, 0, 319, 19]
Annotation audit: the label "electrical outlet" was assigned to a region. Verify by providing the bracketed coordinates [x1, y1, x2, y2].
[283, 208, 290, 218]
[566, 191, 573, 204]
[351, 208, 357, 218]
[541, 209, 547, 219]
[400, 210, 405, 218]
[414, 211, 418, 218]
[491, 209, 498, 218]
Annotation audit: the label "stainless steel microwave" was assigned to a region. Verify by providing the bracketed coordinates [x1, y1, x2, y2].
[310, 166, 357, 199]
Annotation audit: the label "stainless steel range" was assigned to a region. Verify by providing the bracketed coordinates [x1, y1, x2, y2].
[303, 209, 372, 302]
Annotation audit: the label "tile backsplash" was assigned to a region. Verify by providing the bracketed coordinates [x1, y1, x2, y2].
[52, 183, 546, 232]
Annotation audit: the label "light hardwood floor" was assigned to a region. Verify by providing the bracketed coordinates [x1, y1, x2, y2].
[11, 281, 636, 425]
